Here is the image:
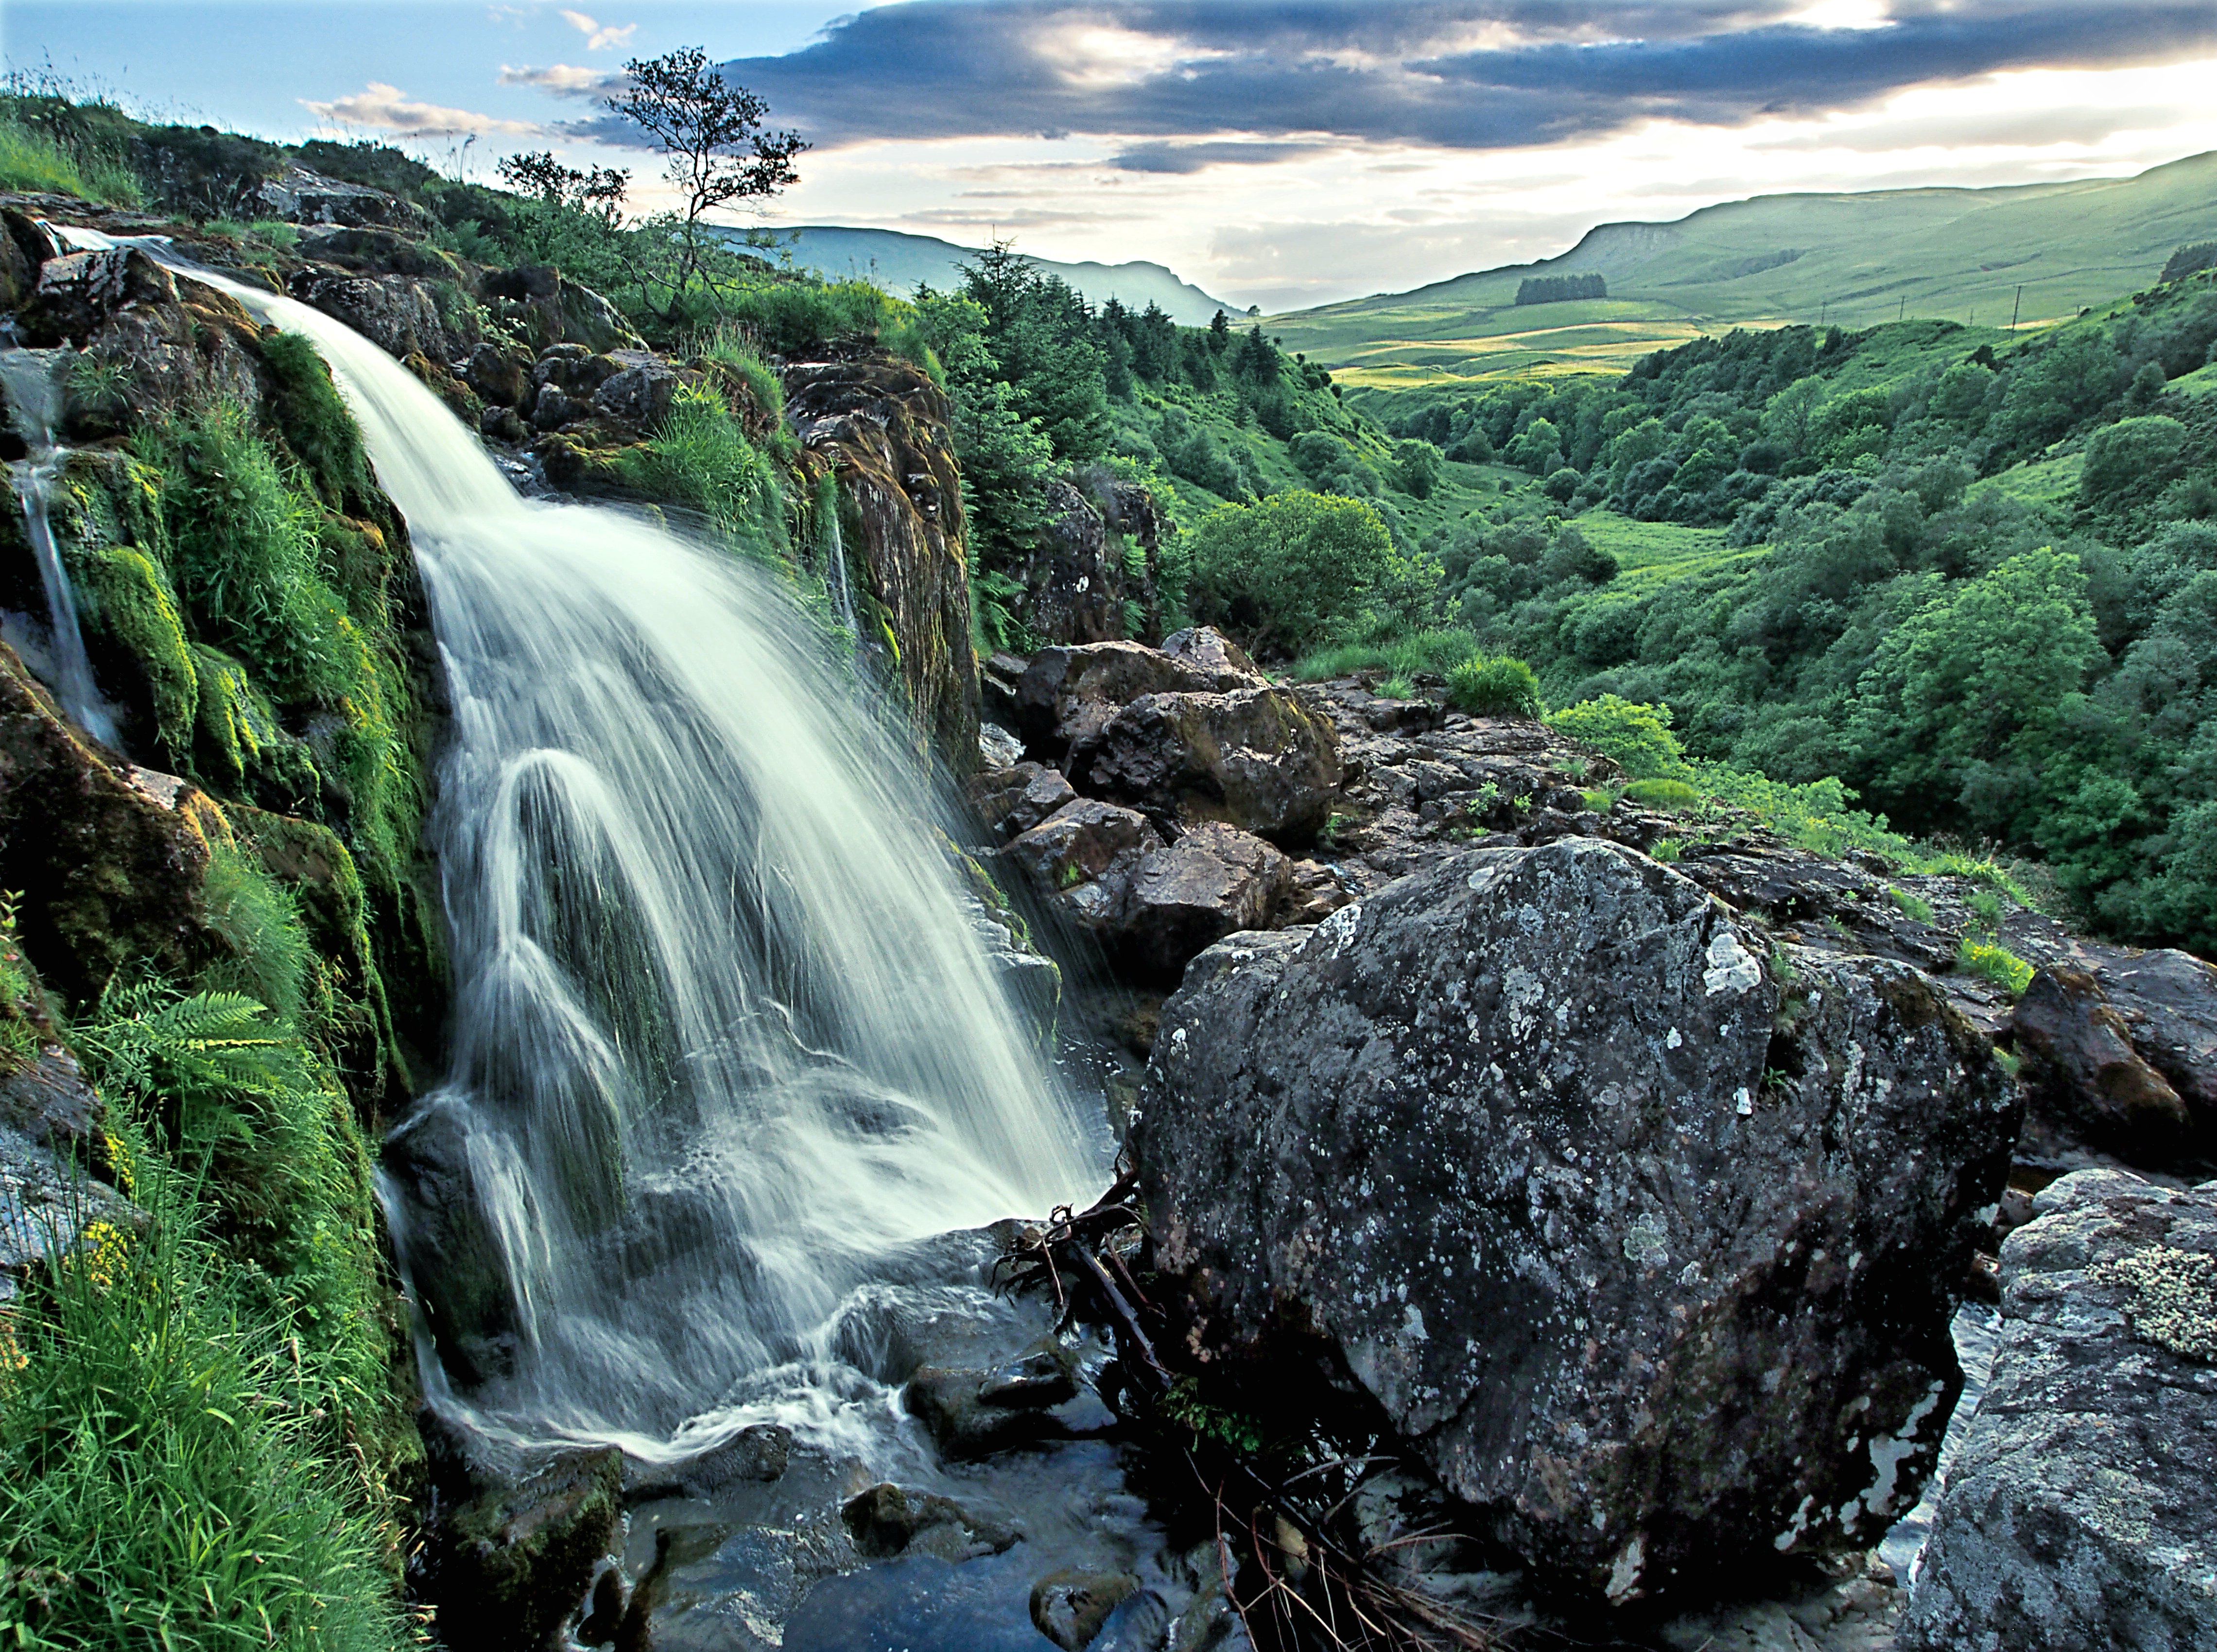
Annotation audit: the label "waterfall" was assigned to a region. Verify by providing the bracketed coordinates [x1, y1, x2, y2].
[160, 260, 1101, 1452]
[1, 348, 121, 746]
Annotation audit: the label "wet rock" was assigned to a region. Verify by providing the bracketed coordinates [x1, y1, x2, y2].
[286, 264, 479, 365]
[0, 644, 218, 1003]
[530, 382, 580, 432]
[622, 1424, 793, 1502]
[904, 1341, 1080, 1456]
[1120, 823, 1292, 984]
[839, 1481, 1020, 1561]
[1004, 799, 1164, 926]
[1134, 838, 2019, 1606]
[479, 265, 643, 355]
[1013, 639, 1242, 757]
[1086, 686, 1342, 844]
[379, 1097, 523, 1385]
[1160, 625, 1262, 684]
[1659, 1569, 1902, 1651]
[787, 353, 980, 765]
[0, 1032, 132, 1307]
[979, 721, 1026, 770]
[463, 340, 534, 407]
[1017, 478, 1122, 644]
[418, 1417, 624, 1652]
[1897, 1168, 2217, 1652]
[2011, 950, 2217, 1169]
[1032, 1569, 1142, 1650]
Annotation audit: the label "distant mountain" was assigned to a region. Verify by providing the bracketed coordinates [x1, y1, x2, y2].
[730, 225, 1245, 327]
[1266, 150, 2217, 391]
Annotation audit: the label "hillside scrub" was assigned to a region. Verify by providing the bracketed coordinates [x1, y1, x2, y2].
[1185, 490, 1428, 658]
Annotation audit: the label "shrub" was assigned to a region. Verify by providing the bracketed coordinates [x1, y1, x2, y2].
[725, 278, 932, 369]
[1623, 777, 1700, 810]
[1888, 886, 1937, 924]
[1447, 654, 1542, 717]
[1185, 489, 1420, 658]
[1546, 695, 1692, 781]
[1957, 938, 2034, 996]
[2081, 415, 2187, 499]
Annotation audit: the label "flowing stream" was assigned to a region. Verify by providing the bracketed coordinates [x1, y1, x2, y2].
[161, 260, 1102, 1457]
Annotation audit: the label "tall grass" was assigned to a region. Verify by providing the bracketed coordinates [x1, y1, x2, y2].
[0, 99, 143, 205]
[0, 1125, 412, 1651]
[1291, 626, 1483, 682]
[613, 382, 793, 569]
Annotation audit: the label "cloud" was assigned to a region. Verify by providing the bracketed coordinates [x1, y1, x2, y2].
[1108, 140, 1334, 174]
[298, 83, 545, 138]
[674, 0, 2217, 155]
[500, 63, 620, 97]
[560, 10, 636, 52]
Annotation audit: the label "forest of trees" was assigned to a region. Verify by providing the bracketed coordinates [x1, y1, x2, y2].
[1383, 268, 2217, 951]
[1516, 272, 1608, 305]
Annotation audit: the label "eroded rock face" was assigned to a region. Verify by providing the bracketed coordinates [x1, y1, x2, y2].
[1086, 685, 1341, 845]
[2012, 951, 2217, 1169]
[786, 354, 980, 764]
[1133, 838, 2018, 1606]
[1898, 1168, 2217, 1652]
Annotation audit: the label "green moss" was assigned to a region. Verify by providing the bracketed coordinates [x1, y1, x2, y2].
[72, 541, 200, 758]
[259, 330, 375, 508]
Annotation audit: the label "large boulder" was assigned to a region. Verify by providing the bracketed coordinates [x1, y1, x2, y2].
[2011, 950, 2217, 1169]
[416, 1413, 623, 1652]
[1013, 633, 1262, 757]
[1085, 685, 1342, 844]
[1118, 822, 1292, 983]
[1133, 838, 2018, 1606]
[1003, 803, 1293, 983]
[1897, 1168, 2217, 1652]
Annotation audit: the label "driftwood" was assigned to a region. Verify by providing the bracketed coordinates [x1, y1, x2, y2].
[995, 1165, 1505, 1652]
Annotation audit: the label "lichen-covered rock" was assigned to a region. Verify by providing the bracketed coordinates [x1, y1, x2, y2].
[258, 165, 431, 231]
[1017, 477, 1122, 644]
[1086, 686, 1342, 844]
[1897, 1168, 2217, 1652]
[285, 263, 480, 366]
[786, 353, 981, 765]
[1133, 837, 2018, 1606]
[2012, 951, 2217, 1169]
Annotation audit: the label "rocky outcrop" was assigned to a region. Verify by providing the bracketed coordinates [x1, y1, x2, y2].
[787, 354, 981, 764]
[258, 165, 432, 232]
[2011, 952, 2217, 1169]
[1899, 1168, 2217, 1651]
[1134, 837, 2018, 1606]
[1014, 633, 1263, 758]
[1085, 685, 1341, 844]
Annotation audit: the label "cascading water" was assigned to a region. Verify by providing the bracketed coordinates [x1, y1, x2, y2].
[166, 261, 1102, 1455]
[0, 348, 121, 746]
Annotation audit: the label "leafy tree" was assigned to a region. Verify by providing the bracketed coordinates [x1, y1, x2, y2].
[1396, 438, 1443, 499]
[2082, 416, 2187, 499]
[605, 45, 807, 319]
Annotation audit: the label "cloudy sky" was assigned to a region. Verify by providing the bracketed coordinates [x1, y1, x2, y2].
[9, 0, 2217, 310]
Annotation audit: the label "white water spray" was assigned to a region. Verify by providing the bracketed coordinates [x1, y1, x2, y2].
[163, 260, 1098, 1450]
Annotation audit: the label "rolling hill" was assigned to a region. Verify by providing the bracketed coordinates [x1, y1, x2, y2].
[732, 225, 1244, 327]
[1268, 150, 2217, 390]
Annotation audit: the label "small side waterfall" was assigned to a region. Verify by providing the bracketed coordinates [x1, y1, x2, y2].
[1, 349, 121, 746]
[163, 260, 1100, 1452]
